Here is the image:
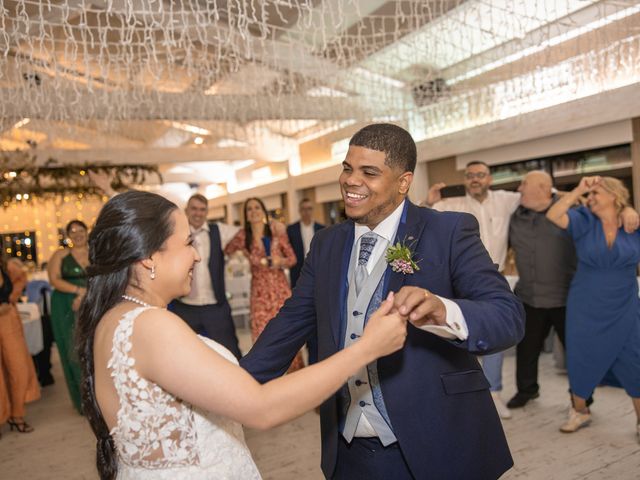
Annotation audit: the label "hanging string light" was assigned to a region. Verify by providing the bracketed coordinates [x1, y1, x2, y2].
[0, 1, 636, 138]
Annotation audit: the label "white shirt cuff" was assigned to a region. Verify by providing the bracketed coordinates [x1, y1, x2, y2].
[418, 296, 469, 341]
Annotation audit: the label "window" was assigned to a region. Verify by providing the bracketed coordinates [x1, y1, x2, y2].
[2, 230, 38, 264]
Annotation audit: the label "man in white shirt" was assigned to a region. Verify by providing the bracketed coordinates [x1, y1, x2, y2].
[424, 161, 520, 419]
[170, 194, 242, 359]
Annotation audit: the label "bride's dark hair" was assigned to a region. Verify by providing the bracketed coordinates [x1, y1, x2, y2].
[76, 191, 178, 480]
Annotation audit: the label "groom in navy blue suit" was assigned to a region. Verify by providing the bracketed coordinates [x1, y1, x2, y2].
[241, 124, 524, 479]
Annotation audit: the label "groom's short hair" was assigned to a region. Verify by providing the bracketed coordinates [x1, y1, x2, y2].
[349, 123, 417, 173]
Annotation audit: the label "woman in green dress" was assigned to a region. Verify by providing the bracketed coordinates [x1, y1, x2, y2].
[47, 220, 88, 413]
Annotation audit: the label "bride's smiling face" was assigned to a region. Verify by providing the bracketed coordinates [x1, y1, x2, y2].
[154, 211, 201, 299]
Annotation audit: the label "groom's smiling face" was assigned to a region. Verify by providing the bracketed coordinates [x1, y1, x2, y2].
[340, 145, 412, 229]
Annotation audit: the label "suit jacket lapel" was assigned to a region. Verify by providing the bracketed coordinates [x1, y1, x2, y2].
[328, 221, 354, 347]
[384, 201, 427, 296]
[294, 222, 303, 257]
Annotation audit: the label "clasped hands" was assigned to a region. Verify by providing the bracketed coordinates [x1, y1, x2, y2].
[390, 286, 447, 328]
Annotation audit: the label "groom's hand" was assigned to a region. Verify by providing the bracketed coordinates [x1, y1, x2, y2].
[393, 286, 447, 327]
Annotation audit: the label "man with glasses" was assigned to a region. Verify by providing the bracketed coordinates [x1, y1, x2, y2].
[424, 160, 520, 419]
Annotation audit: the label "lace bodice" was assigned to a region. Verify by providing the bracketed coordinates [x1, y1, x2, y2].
[108, 307, 261, 479]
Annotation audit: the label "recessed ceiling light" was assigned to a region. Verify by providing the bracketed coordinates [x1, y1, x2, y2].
[217, 138, 249, 148]
[194, 136, 204, 145]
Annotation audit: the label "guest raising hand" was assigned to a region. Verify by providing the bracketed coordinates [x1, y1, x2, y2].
[547, 176, 640, 441]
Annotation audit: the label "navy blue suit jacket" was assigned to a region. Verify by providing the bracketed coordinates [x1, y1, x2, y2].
[286, 221, 324, 288]
[241, 201, 524, 479]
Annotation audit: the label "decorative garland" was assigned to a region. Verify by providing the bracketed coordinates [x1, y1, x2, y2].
[0, 150, 162, 207]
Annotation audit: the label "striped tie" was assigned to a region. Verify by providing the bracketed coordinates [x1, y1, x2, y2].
[355, 232, 378, 296]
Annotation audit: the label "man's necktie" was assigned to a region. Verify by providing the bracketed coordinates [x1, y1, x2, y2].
[354, 232, 378, 296]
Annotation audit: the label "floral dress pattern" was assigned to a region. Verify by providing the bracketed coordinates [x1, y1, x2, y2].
[225, 230, 304, 372]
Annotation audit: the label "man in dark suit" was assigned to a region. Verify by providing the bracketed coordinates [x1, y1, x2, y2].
[170, 194, 242, 359]
[241, 123, 524, 479]
[287, 198, 324, 289]
[287, 198, 324, 366]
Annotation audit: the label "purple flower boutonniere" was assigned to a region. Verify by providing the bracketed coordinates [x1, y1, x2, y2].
[385, 239, 420, 274]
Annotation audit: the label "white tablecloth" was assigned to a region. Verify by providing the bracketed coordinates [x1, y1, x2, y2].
[17, 303, 43, 355]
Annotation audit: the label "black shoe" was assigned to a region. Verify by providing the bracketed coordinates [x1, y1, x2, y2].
[507, 392, 539, 409]
[39, 375, 55, 387]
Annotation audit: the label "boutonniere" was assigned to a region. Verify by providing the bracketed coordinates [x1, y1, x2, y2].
[385, 238, 420, 274]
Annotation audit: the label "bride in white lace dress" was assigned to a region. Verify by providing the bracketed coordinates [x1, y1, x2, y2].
[76, 191, 407, 480]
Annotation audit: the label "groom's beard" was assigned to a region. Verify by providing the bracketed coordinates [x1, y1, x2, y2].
[347, 196, 398, 226]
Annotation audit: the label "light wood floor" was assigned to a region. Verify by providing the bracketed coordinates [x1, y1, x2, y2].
[1, 331, 638, 479]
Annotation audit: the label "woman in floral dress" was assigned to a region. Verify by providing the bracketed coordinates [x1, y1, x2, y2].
[225, 197, 304, 371]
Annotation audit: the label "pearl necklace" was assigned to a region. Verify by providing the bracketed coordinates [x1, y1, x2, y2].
[121, 294, 153, 308]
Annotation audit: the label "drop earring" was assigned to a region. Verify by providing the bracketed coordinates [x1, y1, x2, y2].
[150, 265, 156, 280]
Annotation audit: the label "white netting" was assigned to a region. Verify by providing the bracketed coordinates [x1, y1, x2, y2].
[0, 0, 639, 139]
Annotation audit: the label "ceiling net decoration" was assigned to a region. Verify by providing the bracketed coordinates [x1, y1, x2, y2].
[0, 0, 639, 147]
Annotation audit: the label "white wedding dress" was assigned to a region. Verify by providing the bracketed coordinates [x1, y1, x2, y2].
[108, 307, 262, 479]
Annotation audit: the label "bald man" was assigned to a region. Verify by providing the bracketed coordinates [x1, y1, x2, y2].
[508, 171, 577, 408]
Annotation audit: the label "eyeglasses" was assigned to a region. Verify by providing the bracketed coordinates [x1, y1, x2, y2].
[464, 172, 489, 180]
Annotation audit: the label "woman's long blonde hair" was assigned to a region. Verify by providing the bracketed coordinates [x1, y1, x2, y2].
[598, 177, 630, 213]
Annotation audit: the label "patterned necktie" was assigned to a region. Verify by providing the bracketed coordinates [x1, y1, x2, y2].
[354, 232, 378, 296]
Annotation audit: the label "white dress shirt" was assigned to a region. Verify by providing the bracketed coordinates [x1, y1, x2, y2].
[216, 222, 241, 249]
[181, 222, 240, 306]
[353, 200, 469, 342]
[433, 190, 520, 271]
[300, 221, 315, 257]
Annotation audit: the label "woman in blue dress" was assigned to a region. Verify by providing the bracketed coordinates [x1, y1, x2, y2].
[547, 176, 640, 441]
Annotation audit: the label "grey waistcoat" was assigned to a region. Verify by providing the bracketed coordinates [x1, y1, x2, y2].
[340, 248, 397, 446]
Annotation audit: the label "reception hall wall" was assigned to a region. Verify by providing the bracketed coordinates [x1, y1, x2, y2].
[0, 196, 105, 264]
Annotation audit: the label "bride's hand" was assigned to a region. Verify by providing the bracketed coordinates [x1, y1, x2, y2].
[359, 292, 407, 361]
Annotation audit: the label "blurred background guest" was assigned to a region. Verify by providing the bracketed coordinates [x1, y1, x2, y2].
[170, 194, 242, 359]
[47, 220, 88, 414]
[547, 176, 640, 439]
[508, 171, 576, 409]
[287, 198, 324, 365]
[0, 258, 40, 434]
[509, 172, 637, 410]
[287, 198, 324, 289]
[225, 197, 304, 371]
